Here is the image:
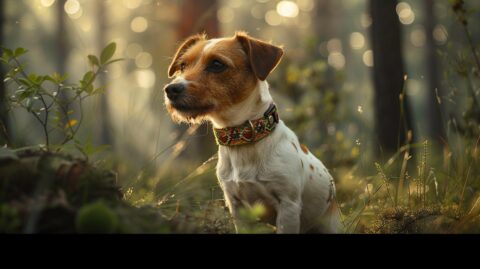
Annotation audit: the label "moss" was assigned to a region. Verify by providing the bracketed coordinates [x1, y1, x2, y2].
[76, 201, 119, 233]
[0, 148, 174, 233]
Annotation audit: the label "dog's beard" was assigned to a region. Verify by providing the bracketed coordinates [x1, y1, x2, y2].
[165, 95, 215, 124]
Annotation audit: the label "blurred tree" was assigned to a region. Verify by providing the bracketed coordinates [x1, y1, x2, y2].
[313, 0, 342, 53]
[96, 0, 112, 147]
[56, 0, 67, 83]
[312, 0, 341, 88]
[175, 0, 219, 161]
[0, 0, 7, 145]
[177, 0, 219, 38]
[369, 0, 413, 157]
[424, 0, 446, 146]
[56, 0, 70, 126]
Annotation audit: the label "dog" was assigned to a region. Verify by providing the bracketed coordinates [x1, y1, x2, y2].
[164, 32, 342, 233]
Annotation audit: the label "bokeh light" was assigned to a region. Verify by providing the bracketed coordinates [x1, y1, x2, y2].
[228, 0, 243, 8]
[328, 52, 345, 70]
[363, 50, 374, 67]
[265, 10, 282, 26]
[361, 13, 372, 28]
[296, 0, 314, 12]
[410, 27, 426, 47]
[327, 38, 342, 53]
[123, 0, 142, 10]
[250, 5, 264, 19]
[40, 0, 56, 7]
[276, 1, 299, 18]
[135, 69, 156, 88]
[79, 18, 92, 32]
[350, 32, 365, 50]
[131, 16, 148, 33]
[396, 2, 415, 25]
[64, 0, 81, 15]
[135, 52, 153, 69]
[433, 25, 448, 44]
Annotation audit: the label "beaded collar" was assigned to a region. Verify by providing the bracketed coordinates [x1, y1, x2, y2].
[213, 104, 279, 146]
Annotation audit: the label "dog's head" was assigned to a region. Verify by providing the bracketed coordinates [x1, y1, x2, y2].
[164, 32, 283, 124]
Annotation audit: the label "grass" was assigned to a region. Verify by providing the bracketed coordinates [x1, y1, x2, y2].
[115, 124, 479, 233]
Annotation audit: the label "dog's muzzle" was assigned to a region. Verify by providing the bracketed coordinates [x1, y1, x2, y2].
[164, 83, 185, 101]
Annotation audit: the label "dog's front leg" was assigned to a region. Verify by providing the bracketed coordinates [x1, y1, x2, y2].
[276, 199, 301, 234]
[224, 193, 247, 233]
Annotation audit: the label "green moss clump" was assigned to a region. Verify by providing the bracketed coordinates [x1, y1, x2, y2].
[76, 201, 119, 233]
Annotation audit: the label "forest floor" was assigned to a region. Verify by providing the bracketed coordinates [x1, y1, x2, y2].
[1, 144, 479, 234]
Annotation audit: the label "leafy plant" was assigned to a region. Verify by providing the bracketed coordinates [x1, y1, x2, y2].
[0, 42, 122, 153]
[446, 0, 480, 138]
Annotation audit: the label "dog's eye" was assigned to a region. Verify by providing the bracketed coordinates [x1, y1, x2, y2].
[179, 62, 186, 72]
[206, 60, 227, 73]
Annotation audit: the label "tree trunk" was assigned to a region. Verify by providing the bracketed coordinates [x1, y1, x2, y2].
[96, 0, 112, 147]
[0, 0, 9, 145]
[175, 0, 219, 161]
[313, 0, 340, 49]
[177, 0, 219, 39]
[424, 0, 446, 146]
[369, 0, 413, 157]
[56, 0, 69, 125]
[56, 0, 67, 82]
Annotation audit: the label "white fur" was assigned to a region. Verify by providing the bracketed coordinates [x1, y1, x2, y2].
[203, 38, 222, 53]
[212, 81, 343, 233]
[172, 76, 190, 85]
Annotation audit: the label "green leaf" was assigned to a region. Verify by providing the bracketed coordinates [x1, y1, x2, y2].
[93, 86, 106, 95]
[88, 55, 100, 67]
[2, 48, 13, 58]
[18, 78, 33, 87]
[14, 47, 28, 57]
[86, 84, 94, 94]
[100, 42, 116, 65]
[43, 75, 57, 84]
[17, 90, 31, 102]
[51, 72, 62, 83]
[27, 73, 38, 82]
[82, 71, 95, 85]
[103, 58, 124, 66]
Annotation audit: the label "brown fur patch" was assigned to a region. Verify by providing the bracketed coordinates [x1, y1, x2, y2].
[309, 164, 314, 171]
[300, 144, 309, 154]
[166, 34, 262, 123]
[301, 160, 304, 168]
[235, 32, 284, 81]
[168, 34, 207, 77]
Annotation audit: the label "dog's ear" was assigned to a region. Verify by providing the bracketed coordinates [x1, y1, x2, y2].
[235, 32, 284, 81]
[168, 34, 206, 77]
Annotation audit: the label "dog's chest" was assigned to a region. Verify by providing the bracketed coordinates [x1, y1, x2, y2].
[216, 142, 280, 205]
[217, 147, 261, 182]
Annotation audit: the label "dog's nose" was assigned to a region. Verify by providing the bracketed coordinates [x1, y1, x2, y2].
[165, 83, 185, 100]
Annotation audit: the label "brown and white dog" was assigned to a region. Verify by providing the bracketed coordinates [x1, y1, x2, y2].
[164, 32, 342, 233]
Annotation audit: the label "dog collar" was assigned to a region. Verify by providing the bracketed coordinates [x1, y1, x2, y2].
[213, 103, 279, 146]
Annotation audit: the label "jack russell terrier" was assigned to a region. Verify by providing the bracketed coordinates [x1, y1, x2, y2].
[164, 32, 342, 233]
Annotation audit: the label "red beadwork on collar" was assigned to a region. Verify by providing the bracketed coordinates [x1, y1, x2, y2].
[213, 104, 279, 146]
